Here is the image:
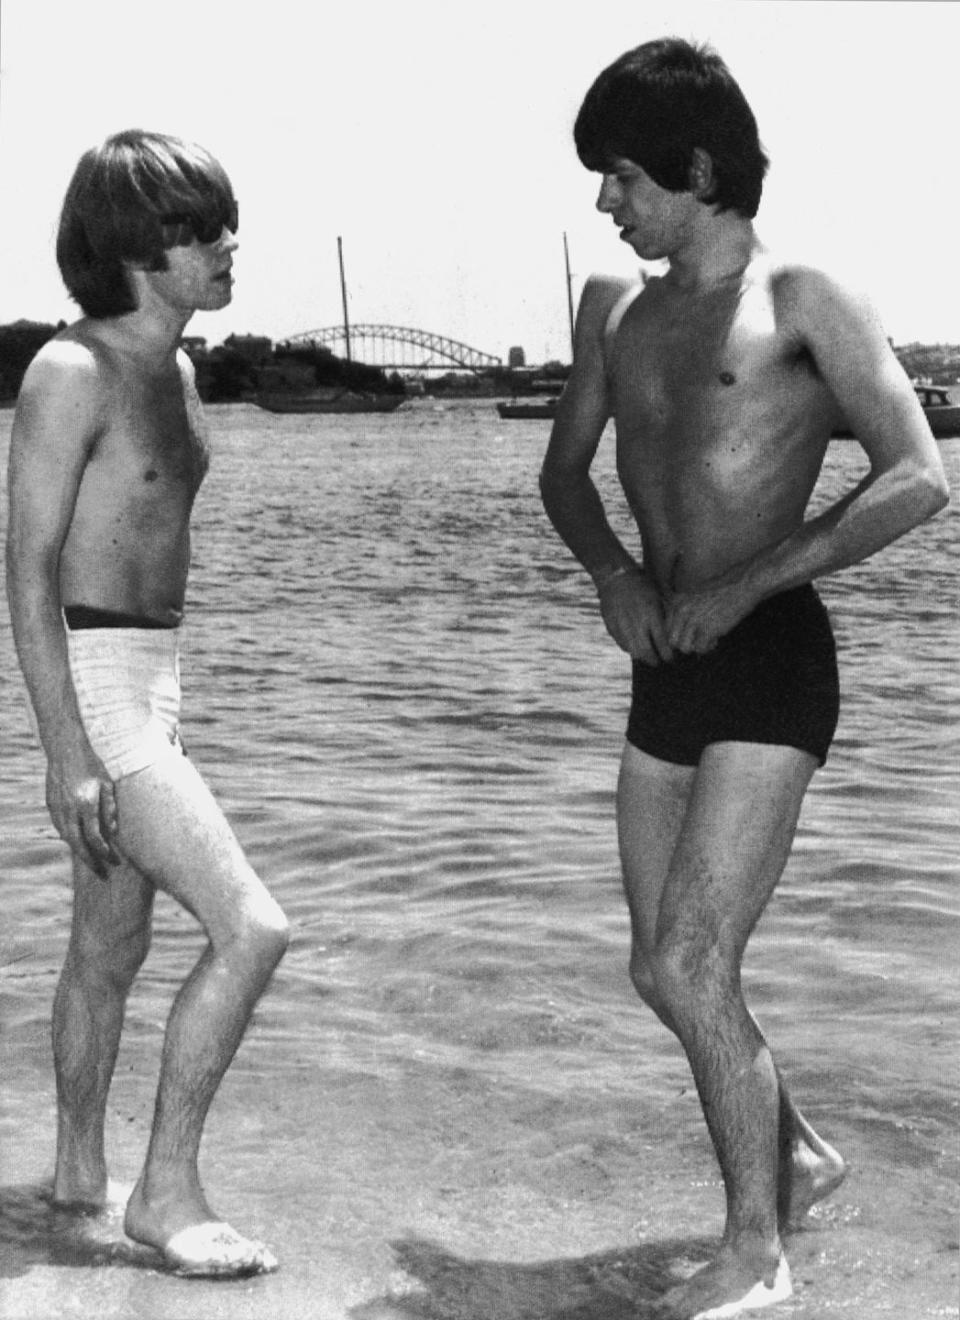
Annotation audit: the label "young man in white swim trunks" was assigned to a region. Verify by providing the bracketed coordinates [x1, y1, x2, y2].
[5, 131, 288, 1279]
[539, 38, 949, 1320]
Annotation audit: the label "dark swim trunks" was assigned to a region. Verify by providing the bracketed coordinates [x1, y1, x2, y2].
[626, 585, 840, 766]
[64, 604, 177, 630]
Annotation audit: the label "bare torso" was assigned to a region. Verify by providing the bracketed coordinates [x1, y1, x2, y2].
[605, 253, 842, 593]
[58, 323, 209, 623]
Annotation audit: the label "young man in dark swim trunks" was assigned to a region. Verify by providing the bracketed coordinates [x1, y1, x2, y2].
[5, 131, 288, 1278]
[540, 38, 949, 1320]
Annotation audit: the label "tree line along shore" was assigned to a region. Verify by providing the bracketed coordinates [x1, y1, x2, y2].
[0, 321, 571, 403]
[1, 319, 956, 406]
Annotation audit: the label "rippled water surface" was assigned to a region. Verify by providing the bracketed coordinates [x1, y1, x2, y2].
[1, 403, 957, 1318]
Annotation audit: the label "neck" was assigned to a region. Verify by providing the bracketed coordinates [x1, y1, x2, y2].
[666, 213, 759, 292]
[104, 302, 191, 368]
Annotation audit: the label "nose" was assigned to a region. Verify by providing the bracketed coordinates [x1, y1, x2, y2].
[596, 173, 619, 214]
[218, 226, 239, 252]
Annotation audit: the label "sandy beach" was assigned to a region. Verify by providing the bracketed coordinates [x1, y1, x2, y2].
[3, 992, 958, 1320]
[2, 406, 957, 1319]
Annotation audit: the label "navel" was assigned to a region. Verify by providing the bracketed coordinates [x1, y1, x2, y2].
[718, 370, 736, 387]
[144, 469, 159, 483]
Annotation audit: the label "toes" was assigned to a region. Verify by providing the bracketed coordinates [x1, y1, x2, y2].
[161, 1222, 278, 1279]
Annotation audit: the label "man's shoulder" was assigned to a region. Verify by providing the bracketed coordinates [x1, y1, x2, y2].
[581, 271, 642, 315]
[21, 322, 116, 394]
[14, 323, 117, 439]
[577, 272, 647, 351]
[739, 250, 882, 355]
[759, 251, 871, 317]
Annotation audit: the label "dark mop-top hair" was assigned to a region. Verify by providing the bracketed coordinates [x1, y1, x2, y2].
[56, 129, 236, 318]
[574, 37, 769, 219]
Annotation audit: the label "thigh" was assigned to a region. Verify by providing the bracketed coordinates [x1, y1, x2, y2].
[70, 853, 155, 957]
[617, 741, 695, 952]
[113, 751, 278, 940]
[656, 741, 817, 958]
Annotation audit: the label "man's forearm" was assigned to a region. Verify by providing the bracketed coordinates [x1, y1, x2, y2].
[5, 559, 89, 761]
[539, 465, 641, 589]
[741, 460, 949, 602]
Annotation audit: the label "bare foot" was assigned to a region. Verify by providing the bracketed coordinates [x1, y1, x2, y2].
[652, 1251, 791, 1319]
[160, 1222, 278, 1278]
[124, 1181, 277, 1279]
[779, 1137, 847, 1229]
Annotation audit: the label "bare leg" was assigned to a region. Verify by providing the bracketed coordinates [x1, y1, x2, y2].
[52, 858, 153, 1207]
[618, 744, 845, 1238]
[618, 742, 843, 1318]
[110, 751, 288, 1276]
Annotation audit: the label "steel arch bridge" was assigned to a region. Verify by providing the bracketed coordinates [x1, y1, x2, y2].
[279, 324, 501, 371]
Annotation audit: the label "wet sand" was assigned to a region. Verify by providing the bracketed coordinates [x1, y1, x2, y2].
[2, 1034, 957, 1320]
[2, 412, 957, 1318]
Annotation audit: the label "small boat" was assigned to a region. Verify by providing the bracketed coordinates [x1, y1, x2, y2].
[913, 385, 960, 438]
[496, 234, 575, 422]
[496, 397, 559, 420]
[256, 389, 404, 415]
[833, 385, 960, 440]
[256, 238, 405, 416]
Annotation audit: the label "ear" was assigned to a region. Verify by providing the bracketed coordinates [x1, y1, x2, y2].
[688, 148, 715, 200]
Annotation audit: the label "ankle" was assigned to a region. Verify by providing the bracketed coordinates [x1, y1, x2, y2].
[720, 1231, 784, 1278]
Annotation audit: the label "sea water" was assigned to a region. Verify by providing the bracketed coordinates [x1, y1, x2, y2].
[1, 402, 957, 1319]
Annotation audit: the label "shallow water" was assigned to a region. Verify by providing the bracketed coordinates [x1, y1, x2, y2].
[1, 402, 958, 1319]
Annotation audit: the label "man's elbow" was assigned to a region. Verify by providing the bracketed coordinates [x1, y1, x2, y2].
[918, 463, 951, 518]
[903, 460, 951, 527]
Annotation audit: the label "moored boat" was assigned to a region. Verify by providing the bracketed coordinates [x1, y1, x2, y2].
[912, 385, 960, 438]
[256, 238, 405, 416]
[833, 385, 960, 440]
[496, 234, 574, 422]
[496, 397, 559, 420]
[256, 389, 404, 415]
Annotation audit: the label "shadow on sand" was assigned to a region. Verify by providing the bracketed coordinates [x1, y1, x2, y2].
[350, 1234, 721, 1320]
[0, 1181, 162, 1280]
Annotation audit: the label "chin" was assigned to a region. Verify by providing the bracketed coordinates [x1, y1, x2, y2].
[626, 238, 662, 262]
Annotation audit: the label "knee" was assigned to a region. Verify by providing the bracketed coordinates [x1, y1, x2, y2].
[651, 926, 736, 1017]
[628, 945, 677, 1026]
[240, 899, 290, 973]
[628, 946, 659, 1006]
[71, 921, 152, 992]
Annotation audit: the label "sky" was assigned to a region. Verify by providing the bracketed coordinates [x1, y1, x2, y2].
[1, 0, 958, 365]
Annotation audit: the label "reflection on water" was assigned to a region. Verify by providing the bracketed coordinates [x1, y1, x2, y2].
[1, 403, 957, 1316]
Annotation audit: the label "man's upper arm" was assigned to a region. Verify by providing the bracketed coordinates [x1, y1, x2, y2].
[6, 343, 104, 576]
[787, 266, 943, 475]
[542, 275, 631, 481]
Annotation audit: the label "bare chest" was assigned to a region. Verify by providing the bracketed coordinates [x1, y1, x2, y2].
[608, 280, 819, 459]
[604, 277, 834, 578]
[92, 372, 209, 501]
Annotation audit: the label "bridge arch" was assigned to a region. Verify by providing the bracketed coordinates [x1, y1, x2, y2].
[279, 324, 502, 371]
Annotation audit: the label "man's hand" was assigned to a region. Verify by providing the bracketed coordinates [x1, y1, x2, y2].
[45, 750, 121, 879]
[597, 571, 674, 665]
[664, 575, 759, 655]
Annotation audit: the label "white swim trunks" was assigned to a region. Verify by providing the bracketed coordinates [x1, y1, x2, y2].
[65, 621, 184, 780]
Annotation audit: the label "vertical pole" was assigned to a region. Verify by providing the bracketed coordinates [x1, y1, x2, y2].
[563, 232, 575, 360]
[338, 235, 352, 361]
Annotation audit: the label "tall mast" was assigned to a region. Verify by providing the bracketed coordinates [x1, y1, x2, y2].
[563, 232, 575, 359]
[337, 235, 352, 361]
